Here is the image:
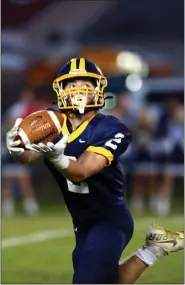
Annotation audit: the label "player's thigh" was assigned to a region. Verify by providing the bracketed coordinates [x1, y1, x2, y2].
[73, 221, 132, 284]
[72, 231, 87, 271]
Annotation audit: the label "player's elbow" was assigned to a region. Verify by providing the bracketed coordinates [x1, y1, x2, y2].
[70, 174, 86, 183]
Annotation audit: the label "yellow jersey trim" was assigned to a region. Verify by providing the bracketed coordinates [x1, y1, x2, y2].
[61, 114, 96, 143]
[61, 114, 69, 136]
[86, 146, 114, 165]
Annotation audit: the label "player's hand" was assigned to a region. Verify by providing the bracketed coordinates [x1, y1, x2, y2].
[27, 135, 69, 159]
[27, 135, 70, 169]
[6, 118, 24, 156]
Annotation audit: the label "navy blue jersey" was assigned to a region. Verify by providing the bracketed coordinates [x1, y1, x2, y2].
[44, 112, 132, 230]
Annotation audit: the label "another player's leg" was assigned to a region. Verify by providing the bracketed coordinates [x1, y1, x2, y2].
[2, 174, 15, 217]
[118, 224, 184, 284]
[17, 167, 39, 216]
[157, 173, 174, 216]
[130, 173, 145, 212]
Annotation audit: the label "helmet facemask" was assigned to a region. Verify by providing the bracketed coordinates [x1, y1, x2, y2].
[53, 75, 107, 114]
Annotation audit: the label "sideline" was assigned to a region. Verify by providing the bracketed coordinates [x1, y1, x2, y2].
[2, 215, 183, 249]
[2, 229, 73, 249]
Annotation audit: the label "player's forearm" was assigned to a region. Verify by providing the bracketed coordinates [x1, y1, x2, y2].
[53, 158, 88, 183]
[50, 151, 107, 183]
[11, 151, 41, 164]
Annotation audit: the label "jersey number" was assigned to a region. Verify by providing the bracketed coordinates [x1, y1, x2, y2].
[105, 133, 125, 150]
[66, 156, 89, 194]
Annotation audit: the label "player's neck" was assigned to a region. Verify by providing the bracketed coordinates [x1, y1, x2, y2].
[67, 110, 96, 131]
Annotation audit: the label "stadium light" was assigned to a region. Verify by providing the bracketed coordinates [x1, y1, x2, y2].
[116, 51, 149, 77]
[125, 74, 143, 92]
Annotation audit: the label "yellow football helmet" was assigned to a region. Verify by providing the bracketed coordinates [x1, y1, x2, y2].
[53, 58, 107, 114]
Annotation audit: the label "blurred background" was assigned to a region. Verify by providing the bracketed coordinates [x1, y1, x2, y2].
[1, 0, 184, 284]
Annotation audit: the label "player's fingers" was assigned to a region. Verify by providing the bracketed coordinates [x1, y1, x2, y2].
[38, 143, 51, 152]
[54, 135, 69, 150]
[9, 147, 24, 154]
[29, 144, 42, 152]
[61, 134, 69, 144]
[6, 130, 17, 140]
[13, 118, 23, 130]
[7, 118, 23, 140]
[54, 141, 66, 150]
[25, 144, 39, 152]
[47, 142, 55, 149]
[9, 140, 21, 147]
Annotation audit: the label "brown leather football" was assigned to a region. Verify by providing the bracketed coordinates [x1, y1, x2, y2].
[15, 110, 64, 148]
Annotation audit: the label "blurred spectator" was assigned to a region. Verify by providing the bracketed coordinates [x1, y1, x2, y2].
[2, 87, 39, 217]
[34, 85, 53, 110]
[149, 98, 184, 216]
[130, 107, 157, 212]
[103, 91, 138, 175]
[103, 91, 138, 128]
[104, 90, 184, 216]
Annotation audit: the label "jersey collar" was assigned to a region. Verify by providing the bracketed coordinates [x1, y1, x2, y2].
[61, 113, 96, 143]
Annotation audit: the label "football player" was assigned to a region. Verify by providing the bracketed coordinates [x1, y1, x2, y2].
[6, 58, 184, 284]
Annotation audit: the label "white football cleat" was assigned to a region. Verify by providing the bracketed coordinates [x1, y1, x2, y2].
[145, 224, 184, 256]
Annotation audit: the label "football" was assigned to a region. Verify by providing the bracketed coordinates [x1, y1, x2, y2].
[15, 110, 64, 149]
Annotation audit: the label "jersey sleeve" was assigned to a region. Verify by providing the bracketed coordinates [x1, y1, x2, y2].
[86, 116, 132, 165]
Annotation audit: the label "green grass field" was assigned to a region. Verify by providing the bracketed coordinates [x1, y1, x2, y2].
[2, 207, 184, 284]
